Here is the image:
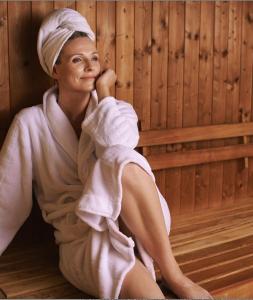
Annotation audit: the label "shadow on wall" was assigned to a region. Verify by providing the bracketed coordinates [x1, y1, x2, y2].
[8, 8, 52, 118]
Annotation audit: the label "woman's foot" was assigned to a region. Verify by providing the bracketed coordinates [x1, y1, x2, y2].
[162, 275, 213, 299]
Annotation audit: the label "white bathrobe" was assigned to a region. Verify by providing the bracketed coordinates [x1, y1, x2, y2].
[0, 86, 171, 298]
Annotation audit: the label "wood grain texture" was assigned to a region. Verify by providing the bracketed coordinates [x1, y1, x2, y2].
[76, 0, 96, 34]
[133, 1, 152, 131]
[54, 1, 75, 10]
[115, 1, 134, 104]
[170, 201, 253, 297]
[0, 243, 90, 299]
[195, 2, 214, 210]
[222, 2, 242, 207]
[1, 1, 253, 214]
[31, 2, 53, 102]
[134, 1, 152, 157]
[96, 1, 116, 96]
[145, 144, 253, 171]
[138, 122, 253, 147]
[241, 2, 253, 198]
[8, 2, 34, 116]
[209, 1, 229, 209]
[181, 2, 200, 213]
[212, 278, 253, 298]
[0, 2, 10, 129]
[150, 1, 169, 197]
[235, 2, 253, 201]
[165, 1, 184, 214]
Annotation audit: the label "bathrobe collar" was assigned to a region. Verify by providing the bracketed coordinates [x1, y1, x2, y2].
[43, 85, 97, 163]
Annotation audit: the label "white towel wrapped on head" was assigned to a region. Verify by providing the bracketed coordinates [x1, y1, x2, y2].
[37, 8, 95, 76]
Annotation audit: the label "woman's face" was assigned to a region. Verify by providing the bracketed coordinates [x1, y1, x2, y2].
[53, 37, 101, 94]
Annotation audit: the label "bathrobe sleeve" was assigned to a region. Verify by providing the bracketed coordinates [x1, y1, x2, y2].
[81, 97, 139, 150]
[0, 116, 33, 255]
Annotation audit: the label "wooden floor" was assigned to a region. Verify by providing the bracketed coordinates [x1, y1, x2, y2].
[1, 201, 253, 298]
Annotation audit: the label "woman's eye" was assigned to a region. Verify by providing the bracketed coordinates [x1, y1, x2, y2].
[72, 57, 82, 63]
[92, 56, 99, 61]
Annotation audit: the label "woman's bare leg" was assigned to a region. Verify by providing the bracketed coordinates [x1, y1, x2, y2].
[120, 163, 213, 299]
[120, 258, 165, 299]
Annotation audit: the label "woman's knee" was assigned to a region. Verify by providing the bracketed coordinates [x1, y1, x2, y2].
[122, 163, 152, 188]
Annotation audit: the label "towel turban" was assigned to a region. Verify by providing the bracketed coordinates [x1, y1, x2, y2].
[37, 8, 95, 76]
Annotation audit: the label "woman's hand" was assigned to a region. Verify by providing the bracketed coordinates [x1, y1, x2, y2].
[95, 68, 117, 102]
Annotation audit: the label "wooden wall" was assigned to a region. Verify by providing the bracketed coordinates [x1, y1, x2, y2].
[1, 1, 253, 216]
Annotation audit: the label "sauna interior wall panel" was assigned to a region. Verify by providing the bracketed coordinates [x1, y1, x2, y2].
[133, 1, 152, 133]
[0, 2, 10, 129]
[222, 2, 242, 207]
[195, 1, 214, 211]
[76, 1, 96, 35]
[209, 2, 228, 209]
[96, 1, 116, 96]
[150, 1, 169, 197]
[180, 1, 200, 213]
[115, 1, 134, 104]
[1, 1, 253, 215]
[241, 2, 253, 198]
[234, 2, 250, 202]
[166, 1, 184, 214]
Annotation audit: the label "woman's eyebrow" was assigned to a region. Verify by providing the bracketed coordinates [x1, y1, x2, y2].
[66, 52, 99, 59]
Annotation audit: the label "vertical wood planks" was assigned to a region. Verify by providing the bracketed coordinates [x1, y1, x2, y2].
[195, 2, 214, 210]
[8, 2, 34, 116]
[239, 2, 253, 199]
[209, 1, 229, 208]
[54, 1, 75, 10]
[166, 1, 184, 215]
[116, 1, 134, 104]
[76, 1, 96, 36]
[222, 2, 242, 207]
[134, 1, 152, 157]
[180, 2, 200, 213]
[134, 1, 152, 133]
[96, 1, 116, 96]
[31, 2, 53, 102]
[1, 1, 253, 215]
[0, 2, 10, 129]
[150, 1, 169, 197]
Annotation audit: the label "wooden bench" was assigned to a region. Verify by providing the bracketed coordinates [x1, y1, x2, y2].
[1, 122, 253, 298]
[1, 203, 253, 298]
[138, 122, 253, 170]
[169, 201, 253, 298]
[0, 199, 94, 299]
[140, 122, 253, 297]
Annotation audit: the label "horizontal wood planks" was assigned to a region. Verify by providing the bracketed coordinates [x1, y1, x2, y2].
[170, 201, 253, 297]
[146, 144, 253, 170]
[1, 1, 253, 214]
[138, 122, 253, 147]
[0, 243, 89, 298]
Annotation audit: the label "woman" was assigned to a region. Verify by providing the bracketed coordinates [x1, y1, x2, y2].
[0, 8, 212, 299]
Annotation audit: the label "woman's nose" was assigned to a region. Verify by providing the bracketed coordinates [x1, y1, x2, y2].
[84, 60, 94, 71]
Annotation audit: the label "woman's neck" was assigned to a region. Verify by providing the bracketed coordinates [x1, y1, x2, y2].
[57, 88, 91, 138]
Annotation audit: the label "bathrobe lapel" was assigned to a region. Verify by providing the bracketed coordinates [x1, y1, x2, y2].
[43, 86, 97, 182]
[43, 86, 79, 163]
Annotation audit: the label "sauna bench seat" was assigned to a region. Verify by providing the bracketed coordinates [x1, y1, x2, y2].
[167, 200, 253, 298]
[1, 200, 253, 299]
